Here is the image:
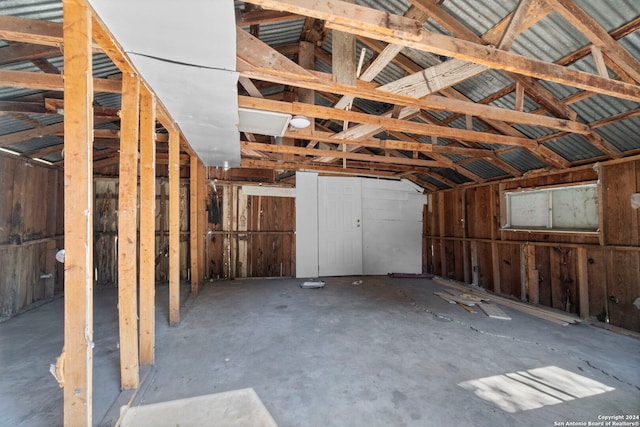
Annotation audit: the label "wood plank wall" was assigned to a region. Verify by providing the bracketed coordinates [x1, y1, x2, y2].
[94, 177, 190, 286]
[0, 156, 63, 318]
[423, 158, 640, 332]
[204, 182, 296, 279]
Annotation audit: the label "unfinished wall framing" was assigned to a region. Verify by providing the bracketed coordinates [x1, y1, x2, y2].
[423, 157, 640, 332]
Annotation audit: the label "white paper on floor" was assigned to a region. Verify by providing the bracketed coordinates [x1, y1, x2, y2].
[120, 388, 278, 427]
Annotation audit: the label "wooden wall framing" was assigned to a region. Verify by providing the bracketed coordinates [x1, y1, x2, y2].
[423, 157, 640, 332]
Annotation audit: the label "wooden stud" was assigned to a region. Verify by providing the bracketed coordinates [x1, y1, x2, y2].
[62, 0, 93, 424]
[237, 188, 249, 277]
[190, 155, 200, 292]
[515, 81, 525, 112]
[117, 72, 140, 389]
[198, 161, 206, 282]
[524, 244, 539, 304]
[577, 246, 589, 319]
[590, 45, 609, 78]
[438, 192, 446, 277]
[168, 127, 180, 325]
[332, 0, 357, 87]
[139, 84, 156, 365]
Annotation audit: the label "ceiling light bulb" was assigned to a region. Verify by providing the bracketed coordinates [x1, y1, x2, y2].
[290, 115, 311, 129]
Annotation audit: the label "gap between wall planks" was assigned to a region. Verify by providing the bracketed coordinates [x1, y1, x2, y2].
[62, 0, 94, 424]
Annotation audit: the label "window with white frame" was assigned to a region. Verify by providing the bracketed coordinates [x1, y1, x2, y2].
[503, 183, 599, 232]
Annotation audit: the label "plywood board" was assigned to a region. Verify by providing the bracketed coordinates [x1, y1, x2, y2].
[478, 303, 512, 320]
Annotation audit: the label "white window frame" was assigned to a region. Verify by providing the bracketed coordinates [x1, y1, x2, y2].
[502, 182, 599, 233]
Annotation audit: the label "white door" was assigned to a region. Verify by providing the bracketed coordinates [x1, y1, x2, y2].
[318, 177, 363, 276]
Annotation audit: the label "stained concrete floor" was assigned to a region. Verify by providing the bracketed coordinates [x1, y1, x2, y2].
[1, 276, 639, 426]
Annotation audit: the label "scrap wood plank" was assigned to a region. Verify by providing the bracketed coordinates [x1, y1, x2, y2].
[434, 291, 477, 306]
[444, 289, 488, 302]
[458, 303, 477, 313]
[433, 276, 580, 325]
[478, 303, 512, 320]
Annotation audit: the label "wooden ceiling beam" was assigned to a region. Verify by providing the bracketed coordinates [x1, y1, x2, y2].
[237, 9, 298, 26]
[239, 95, 539, 148]
[0, 69, 122, 93]
[244, 0, 640, 101]
[241, 141, 442, 167]
[544, 0, 640, 84]
[242, 158, 407, 177]
[237, 30, 591, 135]
[0, 100, 47, 114]
[0, 43, 61, 66]
[0, 15, 101, 49]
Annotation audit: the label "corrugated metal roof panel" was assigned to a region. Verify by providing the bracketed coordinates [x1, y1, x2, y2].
[360, 0, 411, 16]
[498, 148, 548, 172]
[544, 134, 606, 162]
[0, 0, 62, 21]
[433, 167, 473, 184]
[441, 0, 513, 36]
[9, 135, 62, 153]
[452, 70, 514, 103]
[595, 119, 640, 153]
[512, 12, 588, 62]
[255, 18, 306, 47]
[418, 174, 449, 190]
[94, 92, 121, 109]
[462, 159, 509, 180]
[27, 114, 63, 126]
[0, 115, 32, 136]
[571, 94, 637, 122]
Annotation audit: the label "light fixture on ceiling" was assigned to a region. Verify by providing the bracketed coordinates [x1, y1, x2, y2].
[290, 115, 311, 129]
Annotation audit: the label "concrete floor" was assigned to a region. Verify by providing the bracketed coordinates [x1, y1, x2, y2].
[1, 276, 639, 426]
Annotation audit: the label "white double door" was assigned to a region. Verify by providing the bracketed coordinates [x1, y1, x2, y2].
[318, 177, 363, 276]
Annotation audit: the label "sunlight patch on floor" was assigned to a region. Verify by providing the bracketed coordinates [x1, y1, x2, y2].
[458, 366, 615, 413]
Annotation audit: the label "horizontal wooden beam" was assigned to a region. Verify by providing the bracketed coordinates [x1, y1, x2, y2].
[241, 158, 400, 176]
[0, 15, 101, 49]
[241, 141, 442, 167]
[0, 100, 47, 114]
[0, 43, 61, 66]
[237, 30, 591, 135]
[239, 95, 539, 148]
[284, 129, 495, 158]
[0, 69, 122, 93]
[245, 0, 640, 103]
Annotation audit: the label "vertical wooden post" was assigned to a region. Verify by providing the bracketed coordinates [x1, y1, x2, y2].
[237, 188, 248, 277]
[62, 0, 94, 424]
[139, 84, 156, 365]
[577, 246, 589, 319]
[198, 163, 206, 281]
[169, 126, 180, 325]
[461, 190, 471, 284]
[190, 155, 200, 293]
[117, 72, 140, 389]
[521, 243, 538, 304]
[438, 192, 446, 277]
[491, 242, 501, 294]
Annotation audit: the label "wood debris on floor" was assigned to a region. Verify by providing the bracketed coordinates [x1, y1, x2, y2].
[434, 290, 511, 320]
[433, 276, 582, 326]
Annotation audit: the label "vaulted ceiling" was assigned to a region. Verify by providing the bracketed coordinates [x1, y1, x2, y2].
[1, 0, 639, 190]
